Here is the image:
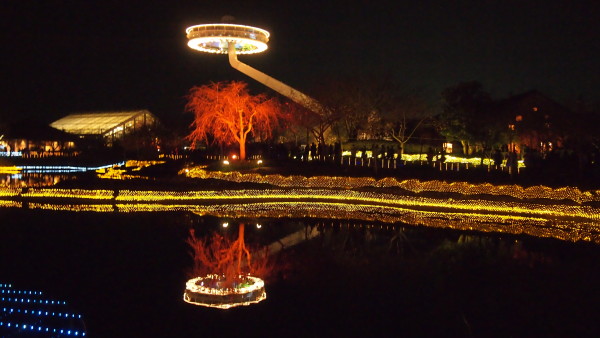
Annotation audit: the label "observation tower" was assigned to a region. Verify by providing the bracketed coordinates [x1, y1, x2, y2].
[186, 20, 323, 113]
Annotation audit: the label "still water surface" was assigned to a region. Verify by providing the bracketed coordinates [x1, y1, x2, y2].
[1, 173, 77, 188]
[1, 208, 600, 337]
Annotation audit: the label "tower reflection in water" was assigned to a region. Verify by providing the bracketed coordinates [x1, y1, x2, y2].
[183, 222, 270, 309]
[182, 216, 555, 310]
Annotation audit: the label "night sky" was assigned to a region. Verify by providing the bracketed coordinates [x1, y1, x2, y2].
[1, 0, 599, 125]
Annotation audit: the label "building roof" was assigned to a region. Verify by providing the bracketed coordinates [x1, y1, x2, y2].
[50, 110, 155, 136]
[495, 90, 571, 117]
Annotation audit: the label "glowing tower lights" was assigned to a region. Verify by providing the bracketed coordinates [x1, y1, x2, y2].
[185, 18, 324, 113]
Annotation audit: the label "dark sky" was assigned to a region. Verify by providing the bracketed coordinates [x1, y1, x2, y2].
[1, 0, 599, 124]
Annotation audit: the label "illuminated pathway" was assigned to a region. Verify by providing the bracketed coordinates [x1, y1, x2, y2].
[1, 165, 600, 243]
[1, 183, 600, 243]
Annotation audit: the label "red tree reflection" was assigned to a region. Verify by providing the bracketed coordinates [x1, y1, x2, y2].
[186, 223, 271, 288]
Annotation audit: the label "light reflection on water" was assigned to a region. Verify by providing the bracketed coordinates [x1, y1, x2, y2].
[0, 173, 76, 188]
[1, 209, 599, 336]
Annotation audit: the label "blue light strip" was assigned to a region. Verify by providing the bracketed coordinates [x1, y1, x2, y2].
[2, 307, 82, 319]
[1, 289, 42, 295]
[16, 161, 125, 173]
[0, 321, 85, 336]
[1, 297, 67, 305]
[0, 283, 86, 336]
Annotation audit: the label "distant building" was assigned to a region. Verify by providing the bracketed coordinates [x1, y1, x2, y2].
[497, 90, 572, 154]
[50, 110, 158, 144]
[0, 120, 77, 157]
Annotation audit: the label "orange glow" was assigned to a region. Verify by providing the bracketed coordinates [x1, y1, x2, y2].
[186, 81, 282, 160]
[184, 223, 269, 309]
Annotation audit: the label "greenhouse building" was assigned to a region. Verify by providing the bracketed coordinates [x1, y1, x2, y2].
[51, 110, 158, 142]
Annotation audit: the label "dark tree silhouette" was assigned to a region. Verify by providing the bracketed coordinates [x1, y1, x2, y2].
[388, 91, 432, 156]
[437, 81, 500, 155]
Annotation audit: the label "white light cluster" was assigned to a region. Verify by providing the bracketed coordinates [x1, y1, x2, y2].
[186, 23, 270, 55]
[183, 274, 266, 309]
[185, 274, 265, 295]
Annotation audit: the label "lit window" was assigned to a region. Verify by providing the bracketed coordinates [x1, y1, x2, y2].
[515, 115, 523, 122]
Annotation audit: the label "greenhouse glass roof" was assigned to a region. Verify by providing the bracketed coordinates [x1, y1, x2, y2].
[50, 110, 156, 136]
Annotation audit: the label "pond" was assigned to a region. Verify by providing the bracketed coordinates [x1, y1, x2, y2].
[1, 208, 600, 337]
[1, 173, 78, 188]
[0, 162, 121, 188]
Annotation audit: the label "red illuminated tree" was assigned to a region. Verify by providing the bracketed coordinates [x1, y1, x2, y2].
[185, 81, 282, 160]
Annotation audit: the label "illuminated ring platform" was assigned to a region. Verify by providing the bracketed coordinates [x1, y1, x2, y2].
[186, 24, 270, 55]
[183, 274, 266, 309]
